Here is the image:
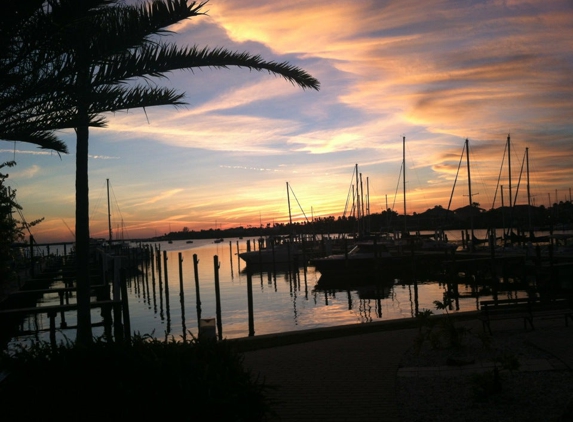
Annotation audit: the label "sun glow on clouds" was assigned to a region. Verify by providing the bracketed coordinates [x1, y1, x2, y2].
[12, 164, 40, 179]
[11, 0, 573, 243]
[135, 189, 184, 206]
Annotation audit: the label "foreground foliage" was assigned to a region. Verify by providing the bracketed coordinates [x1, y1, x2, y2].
[0, 161, 44, 286]
[0, 334, 274, 420]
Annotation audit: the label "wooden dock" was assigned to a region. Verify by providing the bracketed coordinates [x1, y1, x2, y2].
[1, 250, 135, 348]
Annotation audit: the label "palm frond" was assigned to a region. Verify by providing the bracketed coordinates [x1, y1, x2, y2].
[1, 131, 68, 153]
[89, 85, 187, 113]
[95, 44, 320, 90]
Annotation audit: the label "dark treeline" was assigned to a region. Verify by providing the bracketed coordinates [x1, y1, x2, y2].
[156, 201, 573, 241]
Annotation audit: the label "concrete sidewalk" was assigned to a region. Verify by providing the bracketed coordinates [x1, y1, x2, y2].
[240, 316, 572, 422]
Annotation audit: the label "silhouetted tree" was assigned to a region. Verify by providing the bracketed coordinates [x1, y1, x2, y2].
[0, 1, 68, 152]
[21, 0, 318, 343]
[0, 161, 44, 286]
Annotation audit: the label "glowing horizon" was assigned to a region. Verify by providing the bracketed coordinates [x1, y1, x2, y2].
[3, 0, 572, 243]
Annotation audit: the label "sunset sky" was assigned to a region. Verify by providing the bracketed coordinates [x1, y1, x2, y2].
[2, 0, 573, 243]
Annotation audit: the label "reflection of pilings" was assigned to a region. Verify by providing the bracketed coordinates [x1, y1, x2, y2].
[246, 271, 254, 337]
[163, 251, 171, 334]
[411, 260, 419, 317]
[303, 265, 309, 300]
[376, 286, 382, 319]
[178, 252, 186, 342]
[291, 282, 298, 325]
[214, 255, 223, 341]
[193, 254, 202, 325]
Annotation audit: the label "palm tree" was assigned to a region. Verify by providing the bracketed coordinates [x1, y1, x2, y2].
[0, 0, 69, 153]
[38, 0, 319, 344]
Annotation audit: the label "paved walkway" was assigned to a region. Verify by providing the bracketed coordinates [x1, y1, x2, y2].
[239, 316, 573, 422]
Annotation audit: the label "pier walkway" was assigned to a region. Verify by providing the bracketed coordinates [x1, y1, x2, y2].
[238, 315, 573, 422]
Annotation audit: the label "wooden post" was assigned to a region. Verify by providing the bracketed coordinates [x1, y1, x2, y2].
[48, 310, 56, 347]
[193, 254, 202, 324]
[247, 270, 255, 337]
[163, 250, 171, 334]
[58, 291, 67, 328]
[178, 252, 186, 341]
[158, 249, 164, 321]
[163, 251, 169, 298]
[30, 235, 35, 277]
[228, 241, 234, 276]
[118, 267, 131, 343]
[143, 246, 150, 303]
[113, 256, 123, 342]
[150, 245, 157, 313]
[214, 255, 222, 341]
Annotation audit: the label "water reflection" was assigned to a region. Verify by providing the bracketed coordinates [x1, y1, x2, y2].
[7, 235, 569, 348]
[314, 271, 396, 323]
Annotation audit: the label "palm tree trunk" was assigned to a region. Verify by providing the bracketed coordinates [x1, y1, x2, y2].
[75, 124, 92, 344]
[75, 45, 93, 344]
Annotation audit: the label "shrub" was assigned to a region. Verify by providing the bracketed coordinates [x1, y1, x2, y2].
[0, 334, 274, 420]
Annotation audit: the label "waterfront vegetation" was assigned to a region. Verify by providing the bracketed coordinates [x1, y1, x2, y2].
[0, 161, 44, 287]
[159, 200, 573, 242]
[0, 334, 274, 419]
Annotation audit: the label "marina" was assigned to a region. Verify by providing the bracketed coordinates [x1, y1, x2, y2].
[2, 228, 572, 350]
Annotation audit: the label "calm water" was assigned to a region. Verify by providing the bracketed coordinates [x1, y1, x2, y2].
[9, 228, 564, 348]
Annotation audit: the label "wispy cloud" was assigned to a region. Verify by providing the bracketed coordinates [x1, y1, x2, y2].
[11, 0, 573, 242]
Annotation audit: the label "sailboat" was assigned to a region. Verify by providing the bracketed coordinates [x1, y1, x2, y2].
[238, 182, 304, 267]
[395, 136, 457, 252]
[102, 179, 133, 252]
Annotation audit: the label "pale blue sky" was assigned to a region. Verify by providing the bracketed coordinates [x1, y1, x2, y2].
[3, 0, 572, 242]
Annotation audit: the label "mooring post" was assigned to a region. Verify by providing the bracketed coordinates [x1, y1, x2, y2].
[120, 267, 131, 343]
[163, 251, 169, 298]
[229, 241, 234, 275]
[178, 252, 186, 341]
[247, 271, 255, 336]
[150, 245, 157, 313]
[163, 250, 171, 334]
[214, 255, 223, 341]
[111, 256, 123, 342]
[193, 254, 202, 324]
[30, 235, 35, 277]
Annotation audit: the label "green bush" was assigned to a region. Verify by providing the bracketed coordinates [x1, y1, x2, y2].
[0, 334, 274, 420]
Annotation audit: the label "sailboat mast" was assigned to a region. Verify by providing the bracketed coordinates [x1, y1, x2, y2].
[465, 139, 475, 245]
[359, 171, 364, 235]
[286, 181, 293, 227]
[526, 147, 531, 232]
[355, 164, 361, 235]
[107, 178, 112, 243]
[403, 136, 407, 234]
[366, 176, 370, 234]
[507, 134, 512, 208]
